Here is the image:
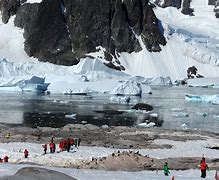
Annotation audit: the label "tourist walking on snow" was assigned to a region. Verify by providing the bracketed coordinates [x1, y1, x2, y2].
[66, 138, 71, 152]
[163, 162, 170, 176]
[24, 149, 29, 158]
[42, 144, 47, 154]
[200, 157, 208, 178]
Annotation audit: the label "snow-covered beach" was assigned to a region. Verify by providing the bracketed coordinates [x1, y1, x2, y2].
[0, 126, 219, 179]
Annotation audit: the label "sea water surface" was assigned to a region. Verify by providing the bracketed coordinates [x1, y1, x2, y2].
[0, 86, 218, 133]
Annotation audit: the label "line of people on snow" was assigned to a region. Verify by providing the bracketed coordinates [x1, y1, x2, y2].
[23, 137, 81, 158]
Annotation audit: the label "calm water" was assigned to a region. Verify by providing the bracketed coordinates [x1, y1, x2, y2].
[0, 86, 219, 133]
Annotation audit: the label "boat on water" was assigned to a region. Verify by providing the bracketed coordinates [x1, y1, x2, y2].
[63, 89, 88, 95]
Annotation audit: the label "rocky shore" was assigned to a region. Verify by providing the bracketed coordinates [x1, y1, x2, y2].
[0, 123, 219, 171]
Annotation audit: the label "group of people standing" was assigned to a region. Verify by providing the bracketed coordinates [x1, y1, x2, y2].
[0, 156, 9, 163]
[41, 137, 81, 155]
[163, 157, 210, 178]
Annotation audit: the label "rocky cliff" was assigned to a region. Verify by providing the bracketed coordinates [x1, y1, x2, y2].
[0, 0, 166, 70]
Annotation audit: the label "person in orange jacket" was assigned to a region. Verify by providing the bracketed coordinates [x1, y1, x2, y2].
[24, 149, 29, 158]
[200, 157, 208, 178]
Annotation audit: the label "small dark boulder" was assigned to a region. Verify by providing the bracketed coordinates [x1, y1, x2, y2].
[131, 103, 153, 111]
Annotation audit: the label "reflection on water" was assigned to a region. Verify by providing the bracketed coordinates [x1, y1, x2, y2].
[0, 86, 219, 132]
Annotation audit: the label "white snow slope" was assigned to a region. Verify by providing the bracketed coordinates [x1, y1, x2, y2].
[120, 0, 219, 80]
[0, 0, 219, 87]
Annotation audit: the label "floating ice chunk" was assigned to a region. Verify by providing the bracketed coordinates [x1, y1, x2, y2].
[110, 81, 141, 96]
[65, 114, 77, 119]
[187, 77, 219, 88]
[181, 123, 188, 127]
[185, 94, 219, 104]
[109, 96, 132, 104]
[213, 115, 219, 120]
[181, 123, 189, 130]
[137, 122, 156, 128]
[150, 113, 158, 117]
[171, 108, 183, 112]
[172, 112, 189, 117]
[63, 88, 90, 95]
[212, 97, 219, 105]
[142, 76, 172, 86]
[59, 100, 70, 104]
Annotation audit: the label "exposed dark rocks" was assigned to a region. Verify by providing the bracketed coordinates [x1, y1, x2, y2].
[187, 66, 204, 79]
[0, 0, 21, 23]
[208, 0, 219, 18]
[209, 0, 216, 5]
[1, 0, 166, 69]
[132, 103, 153, 111]
[214, 1, 219, 18]
[187, 66, 197, 78]
[162, 0, 182, 9]
[181, 0, 194, 15]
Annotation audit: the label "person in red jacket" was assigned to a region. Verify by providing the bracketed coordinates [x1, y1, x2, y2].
[3, 156, 9, 162]
[200, 157, 208, 178]
[24, 149, 29, 158]
[0, 158, 3, 163]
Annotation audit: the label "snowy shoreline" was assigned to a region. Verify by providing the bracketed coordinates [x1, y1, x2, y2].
[0, 124, 218, 170]
[0, 131, 218, 180]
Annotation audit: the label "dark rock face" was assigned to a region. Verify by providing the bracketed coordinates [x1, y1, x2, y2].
[162, 0, 182, 9]
[214, 0, 219, 18]
[1, 0, 166, 68]
[209, 0, 218, 18]
[142, 4, 166, 52]
[1, 0, 21, 23]
[181, 0, 194, 15]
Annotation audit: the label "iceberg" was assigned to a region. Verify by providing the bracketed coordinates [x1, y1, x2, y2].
[142, 76, 172, 86]
[65, 113, 77, 119]
[128, 76, 172, 86]
[185, 94, 219, 104]
[110, 81, 151, 96]
[19, 76, 50, 93]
